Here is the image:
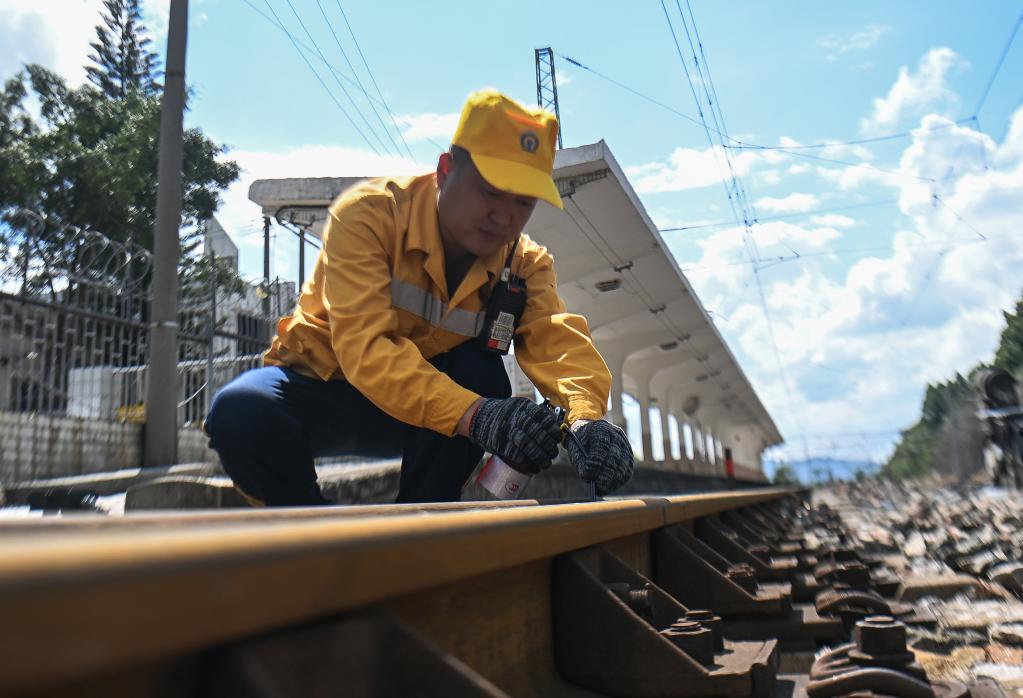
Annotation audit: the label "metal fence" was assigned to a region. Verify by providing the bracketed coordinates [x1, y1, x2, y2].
[0, 210, 288, 481]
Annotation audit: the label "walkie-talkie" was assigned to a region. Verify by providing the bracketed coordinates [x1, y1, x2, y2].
[478, 237, 526, 355]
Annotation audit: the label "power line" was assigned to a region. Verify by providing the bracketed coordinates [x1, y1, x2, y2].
[240, 0, 445, 154]
[661, 0, 808, 460]
[730, 120, 971, 151]
[333, 0, 415, 160]
[558, 53, 708, 130]
[678, 234, 994, 273]
[313, 0, 403, 157]
[560, 45, 997, 190]
[280, 0, 393, 155]
[659, 199, 898, 233]
[726, 143, 937, 183]
[560, 50, 965, 161]
[933, 194, 986, 241]
[974, 5, 1023, 116]
[259, 0, 382, 155]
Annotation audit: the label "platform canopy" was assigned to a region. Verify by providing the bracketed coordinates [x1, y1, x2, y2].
[249, 140, 783, 470]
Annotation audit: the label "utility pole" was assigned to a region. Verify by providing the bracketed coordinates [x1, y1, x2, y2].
[262, 216, 271, 317]
[534, 47, 563, 148]
[143, 0, 188, 468]
[298, 227, 306, 288]
[206, 242, 217, 416]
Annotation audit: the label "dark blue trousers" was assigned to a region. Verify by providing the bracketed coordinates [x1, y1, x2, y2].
[205, 341, 511, 505]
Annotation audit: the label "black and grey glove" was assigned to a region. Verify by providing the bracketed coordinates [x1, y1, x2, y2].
[567, 419, 634, 495]
[470, 398, 562, 473]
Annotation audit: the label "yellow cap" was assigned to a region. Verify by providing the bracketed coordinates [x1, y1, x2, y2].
[452, 89, 564, 209]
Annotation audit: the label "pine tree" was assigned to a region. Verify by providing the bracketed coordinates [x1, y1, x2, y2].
[86, 0, 160, 99]
[993, 295, 1023, 377]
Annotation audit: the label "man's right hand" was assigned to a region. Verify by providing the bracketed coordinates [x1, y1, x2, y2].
[468, 397, 562, 473]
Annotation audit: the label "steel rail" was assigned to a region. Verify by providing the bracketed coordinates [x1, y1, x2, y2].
[0, 499, 543, 535]
[0, 488, 792, 695]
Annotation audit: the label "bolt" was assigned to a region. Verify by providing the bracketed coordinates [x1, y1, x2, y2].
[727, 564, 759, 594]
[660, 621, 715, 666]
[607, 582, 653, 616]
[855, 615, 907, 657]
[672, 620, 702, 631]
[684, 609, 724, 650]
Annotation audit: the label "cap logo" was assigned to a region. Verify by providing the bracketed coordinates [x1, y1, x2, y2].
[520, 131, 539, 154]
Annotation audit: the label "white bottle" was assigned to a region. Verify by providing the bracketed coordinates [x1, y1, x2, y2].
[476, 454, 532, 500]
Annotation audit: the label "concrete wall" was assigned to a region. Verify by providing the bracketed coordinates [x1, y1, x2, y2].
[0, 411, 141, 482]
[0, 411, 216, 484]
[0, 405, 768, 493]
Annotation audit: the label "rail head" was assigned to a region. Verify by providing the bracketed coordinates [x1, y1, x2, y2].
[0, 488, 793, 694]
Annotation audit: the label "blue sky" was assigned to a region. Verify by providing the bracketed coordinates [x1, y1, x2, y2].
[3, 0, 1023, 468]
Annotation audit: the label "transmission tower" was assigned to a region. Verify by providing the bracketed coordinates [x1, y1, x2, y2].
[534, 47, 563, 149]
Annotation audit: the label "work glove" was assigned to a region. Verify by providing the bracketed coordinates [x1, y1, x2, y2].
[567, 419, 634, 495]
[470, 398, 562, 473]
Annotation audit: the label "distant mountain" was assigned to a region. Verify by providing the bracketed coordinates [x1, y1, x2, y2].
[764, 457, 880, 483]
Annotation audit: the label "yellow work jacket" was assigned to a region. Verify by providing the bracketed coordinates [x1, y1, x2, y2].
[264, 173, 611, 436]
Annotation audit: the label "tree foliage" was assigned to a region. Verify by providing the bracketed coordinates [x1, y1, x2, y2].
[884, 289, 1023, 480]
[993, 298, 1023, 377]
[772, 463, 799, 485]
[0, 3, 239, 294]
[87, 0, 160, 99]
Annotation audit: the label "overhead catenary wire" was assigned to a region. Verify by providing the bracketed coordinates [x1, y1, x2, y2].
[885, 113, 1010, 331]
[974, 5, 1023, 116]
[660, 0, 809, 461]
[728, 120, 973, 150]
[260, 0, 383, 155]
[280, 0, 394, 156]
[668, 2, 1000, 439]
[727, 144, 938, 183]
[333, 0, 416, 160]
[560, 49, 965, 168]
[659, 198, 899, 233]
[677, 234, 995, 273]
[312, 0, 404, 157]
[240, 0, 446, 155]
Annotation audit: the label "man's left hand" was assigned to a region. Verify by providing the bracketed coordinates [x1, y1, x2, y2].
[567, 419, 634, 495]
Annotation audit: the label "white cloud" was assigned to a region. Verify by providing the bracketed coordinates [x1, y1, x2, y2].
[144, 0, 171, 38]
[861, 47, 964, 135]
[625, 145, 779, 193]
[818, 23, 890, 59]
[142, 0, 212, 41]
[0, 0, 191, 86]
[809, 214, 857, 228]
[815, 163, 899, 192]
[396, 112, 459, 144]
[755, 192, 820, 214]
[680, 106, 1023, 462]
[0, 0, 103, 85]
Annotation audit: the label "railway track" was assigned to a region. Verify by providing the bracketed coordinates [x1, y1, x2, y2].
[0, 487, 1017, 697]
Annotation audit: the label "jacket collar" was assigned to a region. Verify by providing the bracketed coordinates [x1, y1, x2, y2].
[404, 173, 440, 256]
[406, 173, 513, 306]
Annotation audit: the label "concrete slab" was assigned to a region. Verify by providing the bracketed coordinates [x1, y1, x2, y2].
[5, 462, 222, 502]
[125, 476, 252, 510]
[898, 574, 994, 602]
